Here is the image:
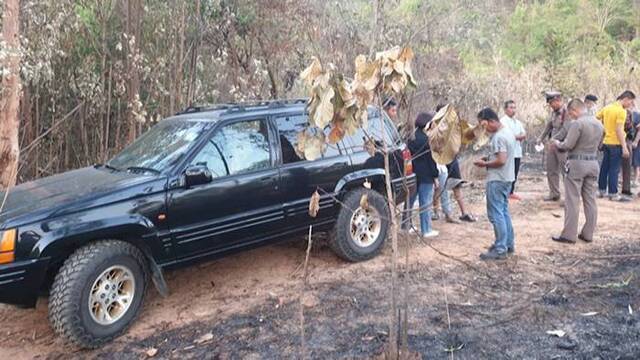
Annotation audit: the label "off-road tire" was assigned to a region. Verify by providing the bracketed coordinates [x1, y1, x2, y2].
[331, 188, 390, 262]
[48, 240, 148, 348]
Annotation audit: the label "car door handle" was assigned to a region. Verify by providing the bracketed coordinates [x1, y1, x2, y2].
[259, 176, 279, 189]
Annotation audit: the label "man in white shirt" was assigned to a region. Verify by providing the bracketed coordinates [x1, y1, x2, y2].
[500, 100, 526, 200]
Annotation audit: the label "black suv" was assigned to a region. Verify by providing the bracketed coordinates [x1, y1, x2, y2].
[0, 99, 416, 348]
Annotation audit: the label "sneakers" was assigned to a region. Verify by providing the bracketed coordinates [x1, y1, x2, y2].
[431, 211, 441, 221]
[480, 249, 507, 261]
[609, 194, 632, 202]
[459, 214, 477, 222]
[509, 193, 521, 200]
[423, 230, 439, 238]
[597, 190, 606, 199]
[488, 244, 514, 254]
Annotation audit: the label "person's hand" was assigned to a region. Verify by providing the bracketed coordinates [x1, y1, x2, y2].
[473, 159, 486, 168]
[623, 148, 630, 159]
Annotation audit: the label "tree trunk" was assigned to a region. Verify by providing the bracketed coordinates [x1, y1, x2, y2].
[173, 1, 186, 112]
[124, 0, 143, 144]
[0, 0, 22, 189]
[187, 0, 202, 105]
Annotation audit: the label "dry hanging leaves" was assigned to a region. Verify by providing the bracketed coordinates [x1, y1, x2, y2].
[376, 47, 417, 94]
[308, 190, 320, 218]
[360, 193, 369, 210]
[428, 104, 491, 164]
[295, 128, 326, 161]
[298, 47, 417, 160]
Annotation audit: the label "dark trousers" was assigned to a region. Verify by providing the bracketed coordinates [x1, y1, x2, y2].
[621, 141, 632, 195]
[598, 144, 623, 195]
[510, 157, 521, 194]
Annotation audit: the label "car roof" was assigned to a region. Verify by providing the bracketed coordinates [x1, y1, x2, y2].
[168, 99, 309, 123]
[167, 99, 382, 124]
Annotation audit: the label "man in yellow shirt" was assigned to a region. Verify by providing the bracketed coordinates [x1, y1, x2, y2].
[597, 90, 636, 201]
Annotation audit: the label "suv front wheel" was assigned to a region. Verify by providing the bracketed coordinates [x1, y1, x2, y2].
[48, 240, 148, 348]
[331, 188, 389, 262]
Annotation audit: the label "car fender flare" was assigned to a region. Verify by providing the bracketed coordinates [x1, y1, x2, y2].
[36, 215, 170, 297]
[334, 169, 386, 196]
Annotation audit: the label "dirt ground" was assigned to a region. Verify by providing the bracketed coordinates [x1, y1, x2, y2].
[1, 162, 639, 359]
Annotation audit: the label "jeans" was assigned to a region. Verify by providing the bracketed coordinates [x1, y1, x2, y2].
[621, 141, 632, 194]
[486, 181, 514, 253]
[435, 166, 452, 216]
[401, 182, 435, 234]
[598, 144, 622, 195]
[417, 182, 435, 234]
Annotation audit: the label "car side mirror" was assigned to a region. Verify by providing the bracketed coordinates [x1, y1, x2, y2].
[184, 165, 212, 187]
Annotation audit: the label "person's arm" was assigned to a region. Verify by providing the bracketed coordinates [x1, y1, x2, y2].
[596, 108, 604, 122]
[427, 154, 439, 184]
[474, 136, 508, 168]
[538, 119, 552, 143]
[634, 123, 640, 148]
[474, 152, 506, 168]
[515, 121, 526, 141]
[552, 120, 569, 141]
[554, 122, 580, 151]
[616, 110, 629, 158]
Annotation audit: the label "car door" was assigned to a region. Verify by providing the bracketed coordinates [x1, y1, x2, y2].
[166, 117, 283, 261]
[273, 112, 352, 231]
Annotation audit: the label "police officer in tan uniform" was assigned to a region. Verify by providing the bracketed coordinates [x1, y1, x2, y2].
[550, 99, 604, 244]
[538, 91, 570, 201]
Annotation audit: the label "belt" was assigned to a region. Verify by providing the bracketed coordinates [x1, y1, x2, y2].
[568, 154, 597, 161]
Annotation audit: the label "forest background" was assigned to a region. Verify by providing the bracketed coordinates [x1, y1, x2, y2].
[2, 0, 640, 184]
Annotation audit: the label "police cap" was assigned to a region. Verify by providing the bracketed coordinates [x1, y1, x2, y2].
[545, 91, 562, 103]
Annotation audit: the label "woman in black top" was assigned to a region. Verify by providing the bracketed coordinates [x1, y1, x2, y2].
[404, 112, 440, 237]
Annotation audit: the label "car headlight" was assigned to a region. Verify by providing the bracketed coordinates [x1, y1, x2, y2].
[0, 229, 16, 264]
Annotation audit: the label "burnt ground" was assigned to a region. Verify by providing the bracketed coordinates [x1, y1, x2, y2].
[2, 162, 640, 359]
[87, 241, 640, 360]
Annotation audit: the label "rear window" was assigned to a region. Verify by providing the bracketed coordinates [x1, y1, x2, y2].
[343, 111, 402, 154]
[274, 113, 343, 163]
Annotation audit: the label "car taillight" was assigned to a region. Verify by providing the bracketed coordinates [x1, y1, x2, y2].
[0, 229, 16, 264]
[402, 148, 413, 175]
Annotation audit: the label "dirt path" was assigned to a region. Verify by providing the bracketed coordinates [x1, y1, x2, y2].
[1, 168, 639, 359]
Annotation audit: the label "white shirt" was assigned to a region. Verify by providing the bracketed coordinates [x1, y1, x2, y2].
[500, 115, 525, 158]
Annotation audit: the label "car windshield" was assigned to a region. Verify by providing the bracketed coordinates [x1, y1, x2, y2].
[108, 119, 210, 173]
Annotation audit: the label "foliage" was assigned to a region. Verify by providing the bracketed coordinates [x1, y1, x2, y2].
[298, 46, 415, 160]
[0, 0, 638, 182]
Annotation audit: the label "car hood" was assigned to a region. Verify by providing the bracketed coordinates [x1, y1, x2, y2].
[0, 166, 162, 228]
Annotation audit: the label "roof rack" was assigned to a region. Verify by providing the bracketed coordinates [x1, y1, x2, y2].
[176, 98, 308, 115]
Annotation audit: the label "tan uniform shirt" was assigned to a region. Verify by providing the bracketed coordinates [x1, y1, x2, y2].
[540, 107, 570, 142]
[555, 113, 603, 241]
[556, 114, 604, 155]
